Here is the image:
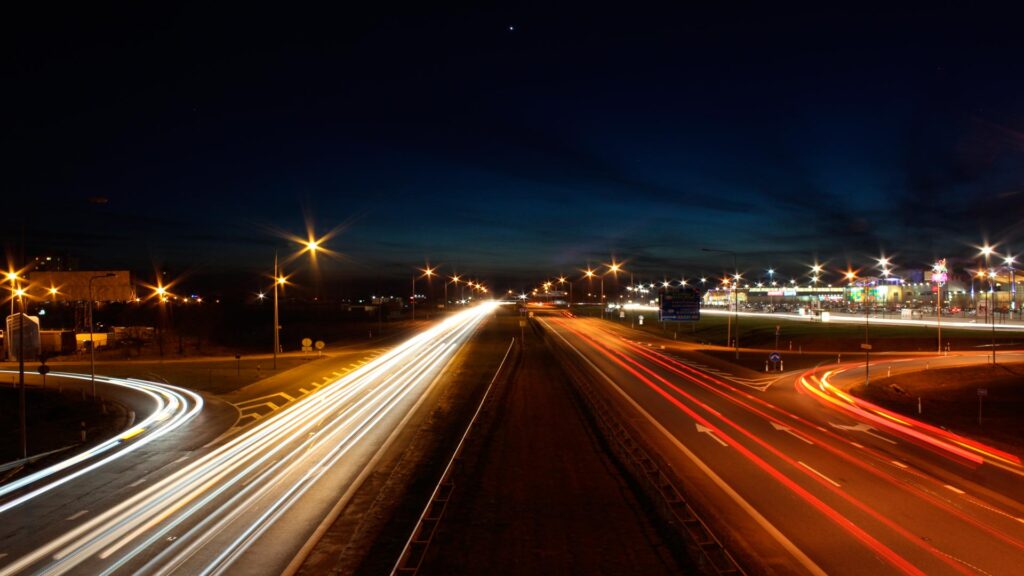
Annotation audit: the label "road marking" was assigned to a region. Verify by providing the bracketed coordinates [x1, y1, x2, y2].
[238, 401, 279, 413]
[128, 477, 148, 487]
[171, 456, 189, 465]
[299, 388, 310, 395]
[770, 421, 814, 445]
[65, 510, 88, 521]
[799, 461, 841, 487]
[695, 423, 729, 447]
[890, 460, 908, 469]
[944, 484, 965, 495]
[235, 392, 292, 406]
[850, 442, 864, 449]
[829, 422, 897, 445]
[544, 322, 827, 576]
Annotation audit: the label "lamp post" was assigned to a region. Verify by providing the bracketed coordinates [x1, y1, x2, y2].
[606, 260, 622, 319]
[702, 248, 739, 357]
[989, 269, 997, 365]
[14, 284, 27, 459]
[1006, 255, 1016, 320]
[583, 268, 596, 308]
[88, 273, 116, 398]
[6, 271, 19, 317]
[931, 259, 947, 354]
[273, 252, 283, 369]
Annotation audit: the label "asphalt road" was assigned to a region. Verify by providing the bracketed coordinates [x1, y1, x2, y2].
[540, 314, 1024, 576]
[0, 304, 497, 575]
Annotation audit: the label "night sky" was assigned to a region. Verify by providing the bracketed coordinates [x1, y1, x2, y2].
[6, 4, 1024, 290]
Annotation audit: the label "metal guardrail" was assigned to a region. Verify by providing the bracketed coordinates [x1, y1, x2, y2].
[0, 445, 77, 474]
[391, 337, 518, 576]
[542, 324, 744, 576]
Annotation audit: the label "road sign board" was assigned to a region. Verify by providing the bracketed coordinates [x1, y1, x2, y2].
[860, 343, 873, 350]
[314, 340, 325, 350]
[301, 337, 312, 347]
[978, 388, 988, 397]
[659, 288, 701, 322]
[37, 365, 50, 375]
[768, 352, 781, 363]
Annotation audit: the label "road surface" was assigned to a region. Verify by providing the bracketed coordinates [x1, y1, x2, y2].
[0, 303, 497, 575]
[541, 314, 1024, 575]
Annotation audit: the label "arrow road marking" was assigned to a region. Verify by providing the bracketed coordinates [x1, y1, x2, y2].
[695, 423, 729, 447]
[829, 422, 897, 445]
[771, 421, 814, 445]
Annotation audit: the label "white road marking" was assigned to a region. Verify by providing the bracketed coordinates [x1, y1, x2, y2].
[890, 460, 908, 469]
[234, 393, 293, 406]
[944, 484, 965, 495]
[545, 323, 827, 576]
[65, 510, 89, 521]
[171, 456, 189, 465]
[770, 421, 814, 445]
[695, 424, 728, 446]
[829, 422, 897, 445]
[799, 461, 841, 487]
[128, 477, 148, 488]
[238, 401, 279, 413]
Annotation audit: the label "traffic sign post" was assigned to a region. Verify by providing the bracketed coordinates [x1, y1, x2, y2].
[315, 340, 325, 358]
[768, 351, 782, 372]
[978, 388, 987, 424]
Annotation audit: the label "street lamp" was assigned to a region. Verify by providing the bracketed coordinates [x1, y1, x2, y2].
[272, 252, 288, 369]
[605, 260, 624, 317]
[6, 271, 19, 316]
[88, 273, 116, 398]
[583, 268, 597, 308]
[702, 247, 739, 357]
[978, 244, 997, 364]
[1005, 254, 1017, 319]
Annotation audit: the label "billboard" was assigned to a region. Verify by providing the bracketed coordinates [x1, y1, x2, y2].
[659, 287, 701, 321]
[5, 313, 41, 361]
[26, 271, 134, 302]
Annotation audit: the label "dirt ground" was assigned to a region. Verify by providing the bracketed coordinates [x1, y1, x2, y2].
[854, 362, 1024, 453]
[0, 386, 123, 463]
[417, 321, 690, 575]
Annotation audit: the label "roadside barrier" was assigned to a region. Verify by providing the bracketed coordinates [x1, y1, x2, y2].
[539, 321, 743, 576]
[391, 337, 519, 576]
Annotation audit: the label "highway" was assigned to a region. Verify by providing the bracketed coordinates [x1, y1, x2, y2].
[0, 303, 497, 576]
[541, 315, 1024, 575]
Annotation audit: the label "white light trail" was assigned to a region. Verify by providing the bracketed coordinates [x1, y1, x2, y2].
[0, 302, 497, 576]
[0, 372, 203, 513]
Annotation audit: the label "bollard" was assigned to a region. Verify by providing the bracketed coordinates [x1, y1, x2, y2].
[765, 361, 769, 372]
[918, 397, 922, 414]
[80, 421, 87, 443]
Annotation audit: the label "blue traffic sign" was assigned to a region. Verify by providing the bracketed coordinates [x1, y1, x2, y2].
[769, 352, 781, 363]
[659, 288, 701, 322]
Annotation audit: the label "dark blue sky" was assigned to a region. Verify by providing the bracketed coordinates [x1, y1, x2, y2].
[6, 4, 1024, 288]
